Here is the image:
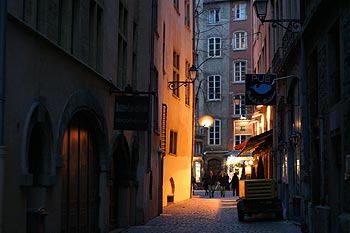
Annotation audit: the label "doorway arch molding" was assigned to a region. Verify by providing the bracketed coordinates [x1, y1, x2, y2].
[56, 90, 109, 169]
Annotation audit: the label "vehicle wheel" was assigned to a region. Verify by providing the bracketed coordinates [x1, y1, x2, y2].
[238, 210, 244, 221]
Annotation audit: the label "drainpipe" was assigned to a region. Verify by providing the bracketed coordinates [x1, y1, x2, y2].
[0, 0, 6, 232]
[148, 0, 156, 172]
[301, 34, 312, 233]
[149, 0, 156, 213]
[190, 0, 196, 198]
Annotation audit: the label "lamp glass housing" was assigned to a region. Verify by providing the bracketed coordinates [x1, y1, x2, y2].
[234, 95, 241, 105]
[253, 0, 268, 22]
[189, 64, 198, 81]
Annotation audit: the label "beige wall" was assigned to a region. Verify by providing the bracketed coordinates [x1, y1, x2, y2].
[155, 0, 195, 206]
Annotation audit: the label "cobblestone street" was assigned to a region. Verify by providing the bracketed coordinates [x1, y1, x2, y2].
[118, 190, 301, 233]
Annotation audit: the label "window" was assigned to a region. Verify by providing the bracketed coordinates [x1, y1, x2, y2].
[209, 119, 221, 145]
[89, 1, 103, 72]
[235, 135, 248, 146]
[233, 31, 247, 50]
[185, 61, 191, 105]
[172, 51, 180, 97]
[233, 3, 247, 20]
[169, 130, 178, 154]
[208, 37, 221, 57]
[234, 94, 246, 116]
[117, 1, 128, 88]
[174, 0, 179, 10]
[195, 141, 203, 154]
[207, 75, 221, 100]
[208, 8, 220, 24]
[233, 60, 246, 82]
[185, 0, 190, 27]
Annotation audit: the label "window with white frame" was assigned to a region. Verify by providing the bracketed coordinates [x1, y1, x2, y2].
[234, 94, 246, 116]
[208, 119, 221, 145]
[233, 60, 246, 82]
[169, 130, 178, 154]
[233, 31, 247, 50]
[208, 37, 221, 57]
[207, 75, 221, 100]
[232, 3, 247, 20]
[208, 8, 220, 24]
[235, 135, 248, 146]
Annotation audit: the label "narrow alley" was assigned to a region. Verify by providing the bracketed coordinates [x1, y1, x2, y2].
[119, 190, 301, 233]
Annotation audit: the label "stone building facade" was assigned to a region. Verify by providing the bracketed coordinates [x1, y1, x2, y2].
[0, 0, 195, 232]
[253, 0, 350, 232]
[193, 0, 256, 183]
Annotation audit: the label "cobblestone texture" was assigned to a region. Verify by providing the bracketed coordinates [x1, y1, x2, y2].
[119, 190, 301, 233]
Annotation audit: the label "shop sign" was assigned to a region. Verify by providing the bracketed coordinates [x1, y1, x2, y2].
[114, 96, 149, 131]
[245, 74, 276, 105]
[234, 120, 252, 135]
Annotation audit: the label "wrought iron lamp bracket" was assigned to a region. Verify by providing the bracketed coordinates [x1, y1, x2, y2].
[262, 19, 301, 32]
[167, 81, 194, 90]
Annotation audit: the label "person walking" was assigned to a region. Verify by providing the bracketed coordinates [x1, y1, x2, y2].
[230, 172, 240, 197]
[206, 170, 217, 198]
[218, 171, 228, 197]
[192, 176, 196, 195]
[202, 173, 209, 196]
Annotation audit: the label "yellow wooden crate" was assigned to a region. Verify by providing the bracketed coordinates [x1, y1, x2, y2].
[239, 179, 278, 200]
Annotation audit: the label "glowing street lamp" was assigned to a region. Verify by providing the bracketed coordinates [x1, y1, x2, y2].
[198, 115, 214, 128]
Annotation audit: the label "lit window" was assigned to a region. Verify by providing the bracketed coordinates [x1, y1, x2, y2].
[234, 94, 246, 116]
[233, 31, 247, 50]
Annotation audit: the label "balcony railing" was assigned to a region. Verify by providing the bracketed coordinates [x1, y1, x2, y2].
[272, 22, 300, 73]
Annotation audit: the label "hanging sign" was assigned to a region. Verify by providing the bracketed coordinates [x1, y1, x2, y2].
[234, 120, 253, 135]
[114, 96, 149, 131]
[245, 74, 277, 105]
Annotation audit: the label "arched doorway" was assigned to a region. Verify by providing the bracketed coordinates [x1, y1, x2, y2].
[109, 133, 132, 229]
[61, 112, 99, 233]
[24, 104, 53, 233]
[208, 159, 221, 175]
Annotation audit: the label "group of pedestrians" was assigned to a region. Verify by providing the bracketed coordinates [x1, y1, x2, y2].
[201, 170, 240, 198]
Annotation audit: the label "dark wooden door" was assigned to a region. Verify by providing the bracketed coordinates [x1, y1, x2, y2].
[208, 159, 221, 175]
[61, 115, 99, 233]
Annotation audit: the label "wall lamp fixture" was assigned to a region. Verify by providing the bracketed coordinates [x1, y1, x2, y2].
[278, 141, 287, 154]
[253, 0, 301, 31]
[289, 131, 302, 146]
[167, 64, 198, 90]
[197, 115, 214, 128]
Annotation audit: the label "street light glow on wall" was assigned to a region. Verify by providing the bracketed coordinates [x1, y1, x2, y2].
[168, 64, 198, 90]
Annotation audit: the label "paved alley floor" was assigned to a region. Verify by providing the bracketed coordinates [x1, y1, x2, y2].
[118, 190, 301, 233]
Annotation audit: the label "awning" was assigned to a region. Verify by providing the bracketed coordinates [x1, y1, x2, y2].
[234, 139, 248, 150]
[238, 129, 273, 156]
